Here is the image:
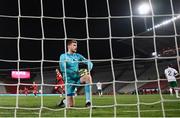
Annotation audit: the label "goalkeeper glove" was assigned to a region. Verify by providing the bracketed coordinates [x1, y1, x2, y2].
[79, 69, 89, 77]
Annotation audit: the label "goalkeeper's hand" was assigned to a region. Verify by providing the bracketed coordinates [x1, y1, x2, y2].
[79, 69, 89, 77]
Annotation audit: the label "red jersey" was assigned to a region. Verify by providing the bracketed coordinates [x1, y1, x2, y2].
[31, 83, 38, 96]
[32, 84, 38, 95]
[24, 87, 29, 94]
[56, 72, 64, 85]
[33, 84, 38, 91]
[55, 72, 65, 93]
[56, 72, 63, 81]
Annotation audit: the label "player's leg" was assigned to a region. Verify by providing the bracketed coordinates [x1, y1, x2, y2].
[34, 90, 37, 97]
[57, 87, 63, 97]
[98, 89, 101, 96]
[80, 75, 92, 83]
[58, 83, 75, 107]
[25, 91, 27, 96]
[174, 88, 179, 98]
[80, 74, 92, 107]
[67, 96, 74, 107]
[55, 85, 64, 97]
[169, 82, 174, 95]
[58, 80, 65, 94]
[172, 81, 179, 98]
[61, 84, 65, 94]
[100, 89, 103, 96]
[169, 88, 173, 95]
[174, 86, 180, 98]
[66, 83, 76, 107]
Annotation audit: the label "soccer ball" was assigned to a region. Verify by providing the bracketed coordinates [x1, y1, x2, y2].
[39, 89, 42, 93]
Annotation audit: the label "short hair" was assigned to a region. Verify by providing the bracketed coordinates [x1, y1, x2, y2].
[168, 64, 173, 67]
[67, 39, 77, 46]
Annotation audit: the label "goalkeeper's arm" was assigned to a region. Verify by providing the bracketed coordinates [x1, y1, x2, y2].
[77, 53, 93, 71]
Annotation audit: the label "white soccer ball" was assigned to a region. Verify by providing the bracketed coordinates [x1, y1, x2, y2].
[39, 89, 42, 93]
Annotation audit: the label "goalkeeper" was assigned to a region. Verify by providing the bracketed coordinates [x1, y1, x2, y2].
[58, 39, 93, 107]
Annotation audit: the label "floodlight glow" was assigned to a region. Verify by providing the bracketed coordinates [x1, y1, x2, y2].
[152, 52, 157, 56]
[161, 20, 171, 26]
[147, 15, 180, 31]
[147, 28, 152, 31]
[138, 3, 150, 15]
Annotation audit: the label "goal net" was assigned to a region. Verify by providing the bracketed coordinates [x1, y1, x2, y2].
[0, 0, 180, 117]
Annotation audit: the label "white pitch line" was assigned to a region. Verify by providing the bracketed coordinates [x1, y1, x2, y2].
[123, 109, 180, 113]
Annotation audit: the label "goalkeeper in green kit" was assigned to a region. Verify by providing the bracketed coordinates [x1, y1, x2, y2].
[58, 39, 93, 107]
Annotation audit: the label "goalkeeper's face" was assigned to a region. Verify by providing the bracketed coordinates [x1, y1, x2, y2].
[68, 42, 77, 53]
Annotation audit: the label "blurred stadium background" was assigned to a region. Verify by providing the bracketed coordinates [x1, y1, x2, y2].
[0, 0, 180, 117]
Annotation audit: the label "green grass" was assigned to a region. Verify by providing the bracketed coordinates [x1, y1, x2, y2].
[0, 94, 179, 117]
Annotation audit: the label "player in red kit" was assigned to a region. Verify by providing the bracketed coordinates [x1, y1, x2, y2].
[32, 81, 38, 96]
[24, 86, 29, 96]
[54, 69, 65, 95]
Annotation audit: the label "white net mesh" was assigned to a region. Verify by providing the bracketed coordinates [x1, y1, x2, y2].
[0, 0, 180, 117]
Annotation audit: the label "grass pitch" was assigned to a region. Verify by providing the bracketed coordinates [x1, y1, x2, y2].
[0, 94, 180, 117]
